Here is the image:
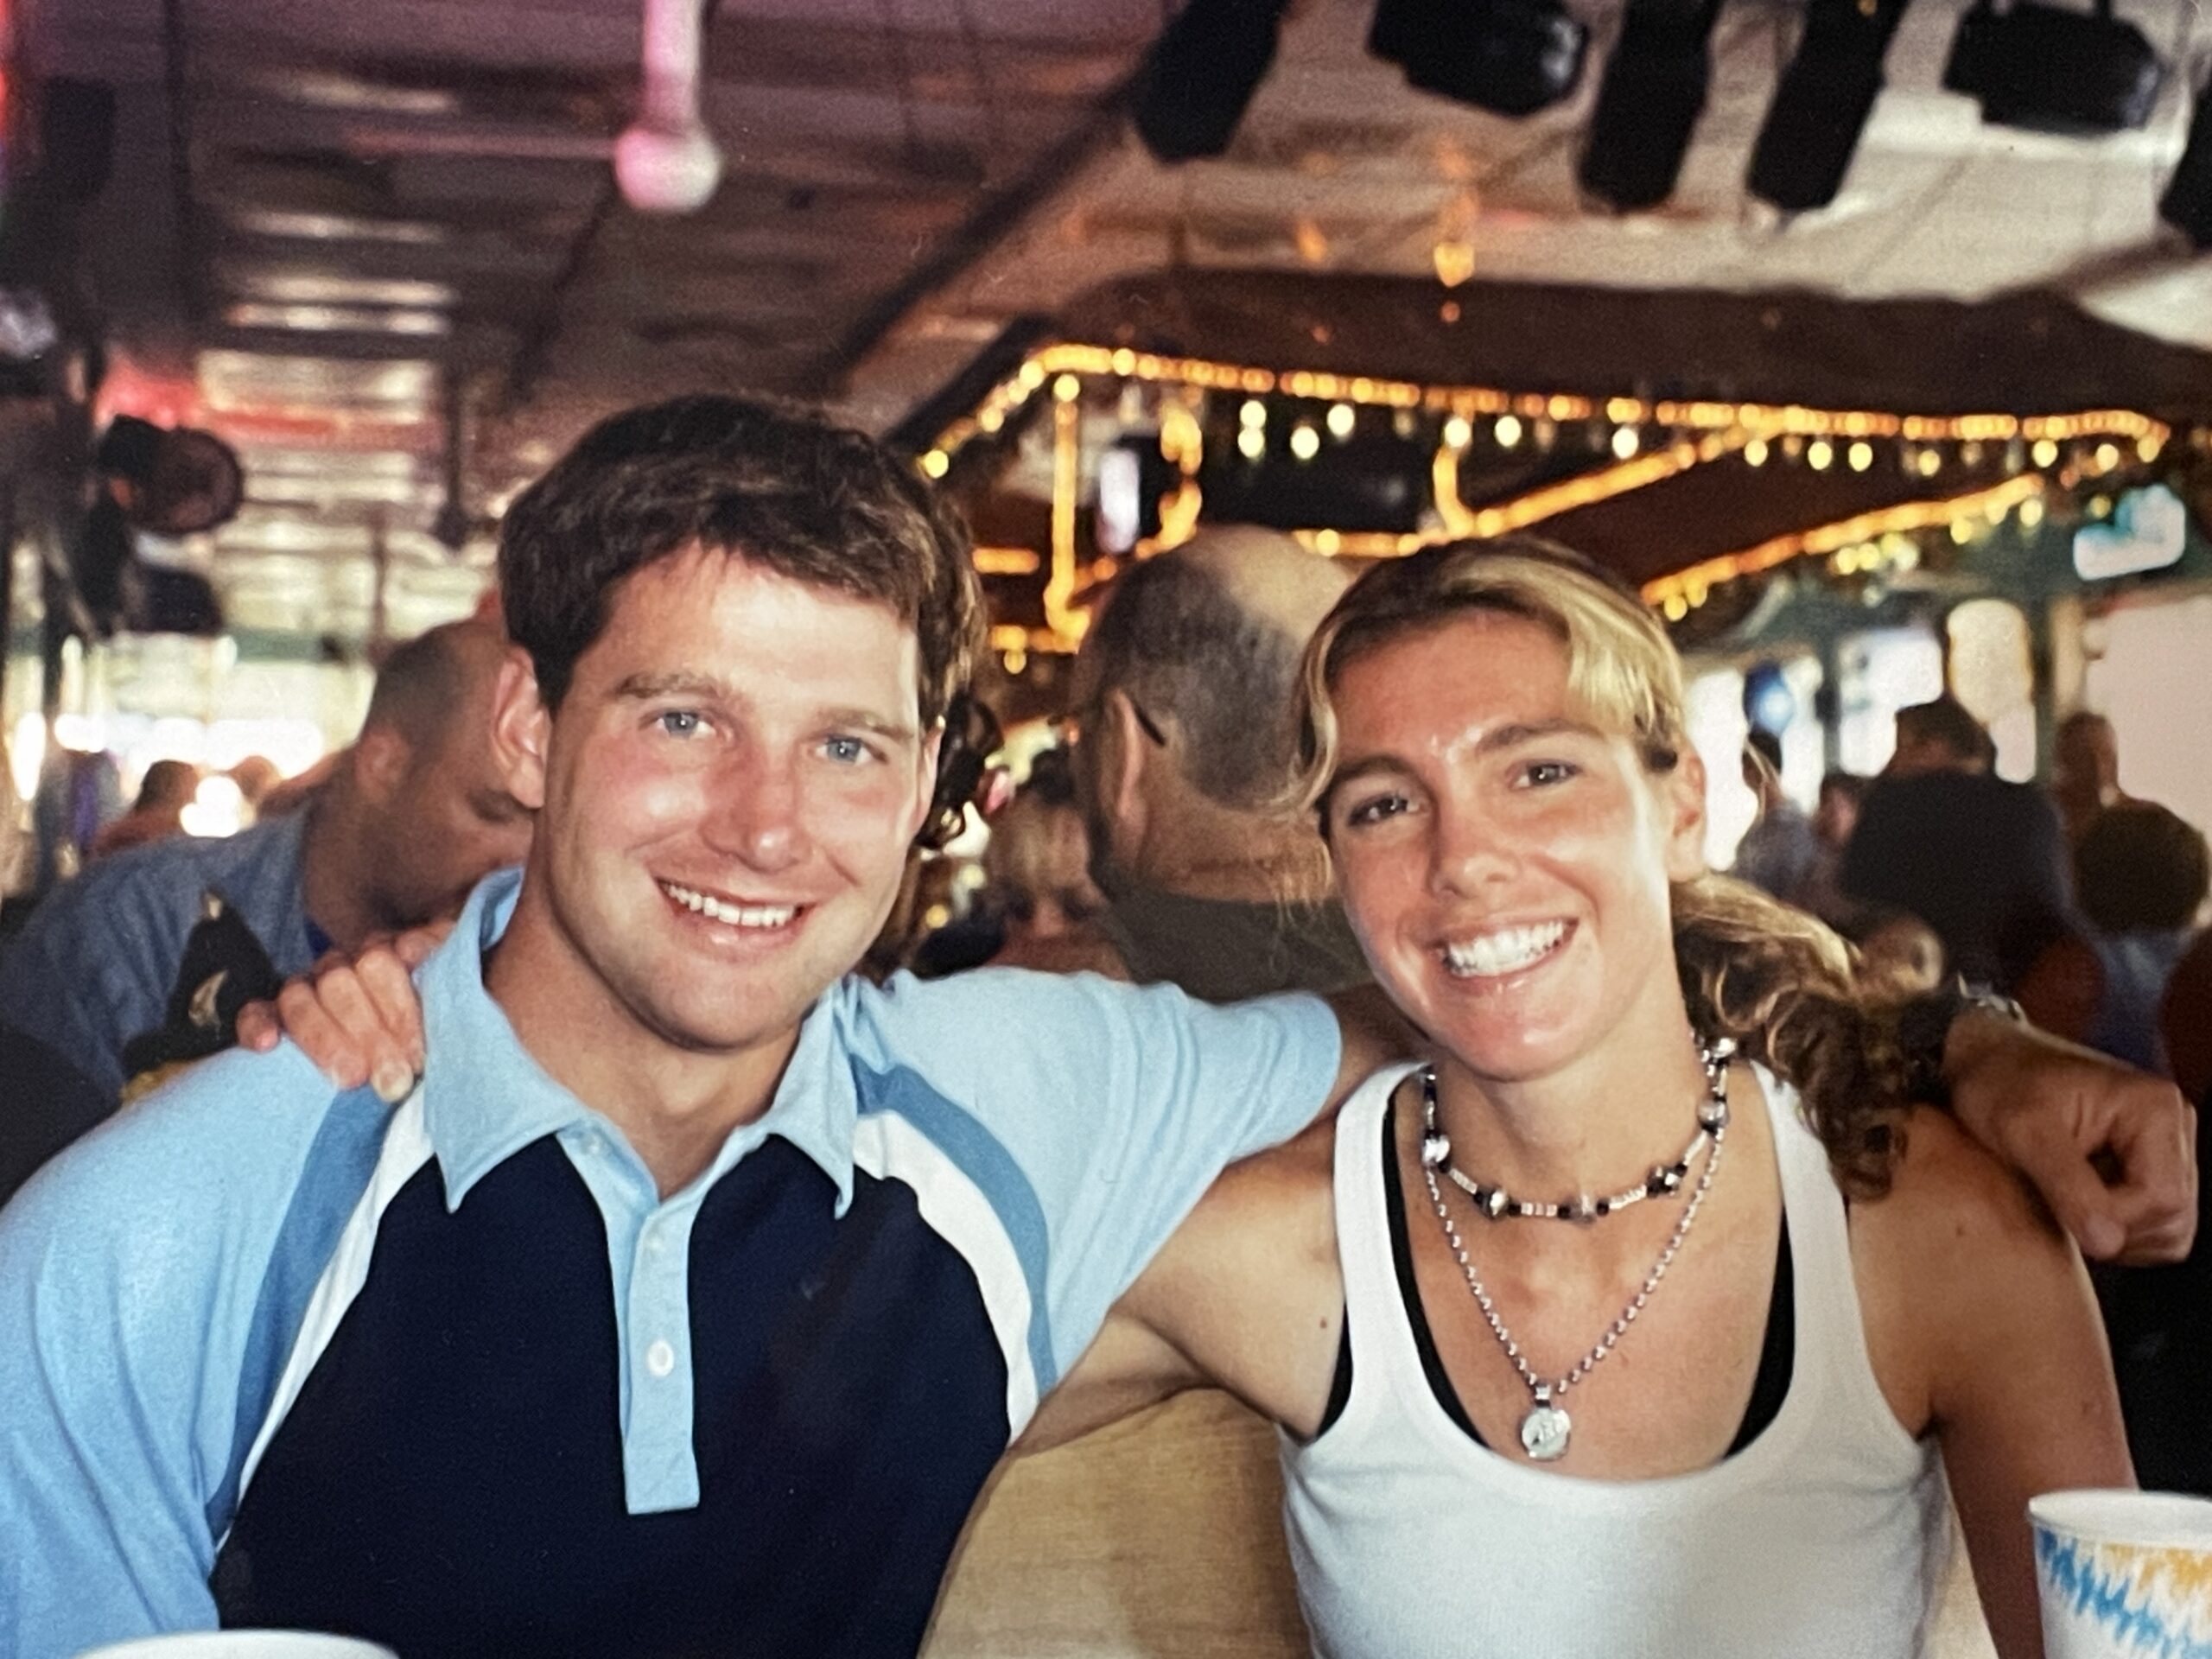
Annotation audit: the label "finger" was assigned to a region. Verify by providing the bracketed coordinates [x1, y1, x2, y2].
[2018, 1127, 2129, 1262]
[2094, 1084, 2197, 1254]
[353, 948, 429, 1074]
[274, 979, 369, 1090]
[393, 922, 447, 971]
[235, 998, 282, 1052]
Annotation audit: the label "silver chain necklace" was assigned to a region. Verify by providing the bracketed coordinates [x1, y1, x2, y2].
[1415, 1034, 1734, 1463]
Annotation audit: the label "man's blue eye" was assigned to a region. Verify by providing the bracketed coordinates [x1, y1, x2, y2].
[1522, 760, 1577, 786]
[658, 710, 703, 739]
[824, 736, 869, 764]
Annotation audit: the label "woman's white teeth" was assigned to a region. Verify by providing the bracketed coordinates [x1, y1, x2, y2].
[662, 881, 797, 930]
[1444, 921, 1567, 978]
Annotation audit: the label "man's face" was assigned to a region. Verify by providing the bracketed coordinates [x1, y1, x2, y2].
[510, 546, 937, 1058]
[371, 696, 535, 933]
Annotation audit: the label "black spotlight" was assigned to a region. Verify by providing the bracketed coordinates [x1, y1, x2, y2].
[1370, 0, 1589, 118]
[2159, 75, 2212, 248]
[1133, 0, 1294, 163]
[1745, 0, 1911, 213]
[1577, 0, 1726, 210]
[1942, 0, 2163, 132]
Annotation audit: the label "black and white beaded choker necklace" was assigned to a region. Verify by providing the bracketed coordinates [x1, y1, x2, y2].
[1419, 1034, 1736, 1224]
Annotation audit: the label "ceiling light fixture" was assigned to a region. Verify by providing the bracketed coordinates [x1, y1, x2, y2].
[1577, 0, 1726, 211]
[1943, 0, 2164, 132]
[615, 0, 723, 213]
[1745, 0, 1910, 213]
[1134, 0, 1294, 162]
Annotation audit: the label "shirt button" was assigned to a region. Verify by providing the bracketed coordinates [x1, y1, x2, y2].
[645, 1338, 677, 1379]
[643, 1225, 666, 1256]
[581, 1134, 605, 1158]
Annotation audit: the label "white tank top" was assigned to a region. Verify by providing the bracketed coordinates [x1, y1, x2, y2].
[1280, 1063, 1952, 1659]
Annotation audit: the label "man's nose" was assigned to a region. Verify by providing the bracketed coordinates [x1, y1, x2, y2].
[702, 750, 810, 874]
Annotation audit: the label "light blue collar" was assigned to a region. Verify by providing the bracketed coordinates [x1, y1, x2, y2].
[416, 869, 860, 1214]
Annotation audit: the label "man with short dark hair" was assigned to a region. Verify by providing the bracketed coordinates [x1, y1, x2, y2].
[0, 398, 1353, 1657]
[0, 619, 531, 1114]
[1841, 695, 2075, 990]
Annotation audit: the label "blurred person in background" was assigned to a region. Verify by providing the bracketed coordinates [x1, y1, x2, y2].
[1840, 696, 2075, 994]
[1729, 728, 1817, 905]
[0, 618, 531, 1141]
[950, 747, 1117, 976]
[91, 757, 199, 859]
[27, 741, 123, 893]
[1798, 770, 1868, 925]
[226, 753, 283, 817]
[2052, 710, 2131, 846]
[1067, 524, 1370, 1001]
[2019, 802, 2209, 1073]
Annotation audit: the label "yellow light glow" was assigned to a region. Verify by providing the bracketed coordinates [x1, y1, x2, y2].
[978, 406, 1004, 434]
[1641, 474, 2044, 610]
[1495, 414, 1523, 448]
[1327, 403, 1356, 439]
[2138, 435, 2164, 462]
[1611, 426, 1640, 461]
[2032, 438, 2059, 467]
[919, 449, 949, 478]
[1950, 519, 1974, 544]
[1915, 448, 1941, 477]
[1053, 373, 1081, 403]
[2018, 498, 2045, 529]
[1316, 528, 1343, 555]
[1662, 594, 1688, 621]
[1241, 398, 1268, 429]
[1290, 424, 1321, 461]
[1847, 442, 1873, 472]
[1744, 437, 1769, 467]
[1238, 426, 1266, 461]
[971, 546, 1041, 576]
[1807, 441, 1834, 471]
[1443, 415, 1473, 448]
[2094, 442, 2120, 473]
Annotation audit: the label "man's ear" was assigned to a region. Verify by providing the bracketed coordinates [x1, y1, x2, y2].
[351, 727, 412, 807]
[489, 649, 552, 812]
[1101, 687, 1157, 852]
[901, 720, 947, 845]
[1662, 748, 1709, 884]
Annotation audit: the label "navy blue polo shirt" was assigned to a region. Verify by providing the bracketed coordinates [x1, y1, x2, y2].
[0, 870, 1338, 1658]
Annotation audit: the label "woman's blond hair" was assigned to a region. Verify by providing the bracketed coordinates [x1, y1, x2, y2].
[1291, 535, 1904, 1196]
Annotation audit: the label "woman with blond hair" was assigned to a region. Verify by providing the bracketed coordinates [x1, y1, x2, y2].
[1027, 537, 2129, 1657]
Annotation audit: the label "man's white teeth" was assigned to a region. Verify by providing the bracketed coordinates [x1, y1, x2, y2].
[662, 882, 797, 930]
[1443, 920, 1567, 978]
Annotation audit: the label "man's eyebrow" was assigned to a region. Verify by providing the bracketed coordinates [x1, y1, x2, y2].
[822, 706, 921, 744]
[613, 670, 730, 702]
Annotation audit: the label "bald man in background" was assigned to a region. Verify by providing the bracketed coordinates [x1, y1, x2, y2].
[0, 620, 531, 1198]
[927, 528, 1375, 1659]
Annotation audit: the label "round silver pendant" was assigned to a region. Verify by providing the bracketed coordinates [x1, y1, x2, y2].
[1519, 1402, 1572, 1462]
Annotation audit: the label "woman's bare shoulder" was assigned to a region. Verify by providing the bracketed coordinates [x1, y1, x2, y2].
[1856, 1106, 2068, 1262]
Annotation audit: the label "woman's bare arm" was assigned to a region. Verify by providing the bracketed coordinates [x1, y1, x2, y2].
[1855, 1109, 2134, 1659]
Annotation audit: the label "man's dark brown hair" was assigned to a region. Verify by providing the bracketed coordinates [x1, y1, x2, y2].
[499, 395, 982, 725]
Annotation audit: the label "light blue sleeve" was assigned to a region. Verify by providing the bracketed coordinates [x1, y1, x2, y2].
[0, 1043, 333, 1658]
[849, 969, 1339, 1382]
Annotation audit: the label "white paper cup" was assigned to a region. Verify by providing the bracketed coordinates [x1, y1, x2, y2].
[2030, 1489, 2212, 1659]
[76, 1635, 397, 1659]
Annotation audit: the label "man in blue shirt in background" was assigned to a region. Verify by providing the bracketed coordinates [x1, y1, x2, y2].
[0, 617, 530, 1122]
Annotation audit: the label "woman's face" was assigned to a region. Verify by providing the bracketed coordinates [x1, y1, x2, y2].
[1323, 609, 1706, 1084]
